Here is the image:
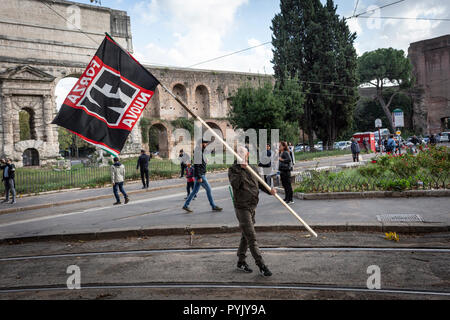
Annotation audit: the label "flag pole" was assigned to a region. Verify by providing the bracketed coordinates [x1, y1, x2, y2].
[160, 82, 318, 238]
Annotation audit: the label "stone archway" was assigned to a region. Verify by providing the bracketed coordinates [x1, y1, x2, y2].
[19, 108, 37, 141]
[205, 121, 224, 142]
[172, 83, 188, 118]
[22, 148, 39, 166]
[194, 85, 210, 118]
[148, 122, 170, 158]
[145, 86, 161, 118]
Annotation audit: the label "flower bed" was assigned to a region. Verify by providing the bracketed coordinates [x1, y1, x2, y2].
[294, 146, 449, 193]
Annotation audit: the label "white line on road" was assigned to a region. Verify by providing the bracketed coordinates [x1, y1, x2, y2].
[0, 186, 230, 228]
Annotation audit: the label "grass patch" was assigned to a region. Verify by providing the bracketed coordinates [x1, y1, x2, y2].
[295, 149, 352, 162]
[294, 146, 449, 193]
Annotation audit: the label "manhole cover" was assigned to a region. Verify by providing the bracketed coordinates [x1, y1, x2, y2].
[376, 214, 424, 223]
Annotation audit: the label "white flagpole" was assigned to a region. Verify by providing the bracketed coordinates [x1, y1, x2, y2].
[160, 83, 318, 238]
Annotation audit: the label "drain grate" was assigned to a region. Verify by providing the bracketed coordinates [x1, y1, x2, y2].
[376, 214, 424, 223]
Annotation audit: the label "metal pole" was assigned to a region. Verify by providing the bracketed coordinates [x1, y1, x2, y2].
[160, 83, 317, 237]
[378, 128, 381, 153]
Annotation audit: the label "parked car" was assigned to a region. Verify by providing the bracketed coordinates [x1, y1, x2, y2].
[335, 141, 352, 150]
[374, 129, 390, 141]
[314, 141, 323, 151]
[439, 132, 450, 142]
[295, 144, 310, 152]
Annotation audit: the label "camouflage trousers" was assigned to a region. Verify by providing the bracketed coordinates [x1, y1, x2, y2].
[235, 207, 265, 267]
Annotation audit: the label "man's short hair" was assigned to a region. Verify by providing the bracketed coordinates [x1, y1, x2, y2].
[113, 157, 119, 162]
[141, 149, 145, 153]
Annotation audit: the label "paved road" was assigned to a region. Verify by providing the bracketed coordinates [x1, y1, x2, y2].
[0, 231, 449, 300]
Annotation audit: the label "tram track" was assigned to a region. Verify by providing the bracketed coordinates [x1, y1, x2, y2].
[1, 246, 449, 262]
[1, 246, 448, 298]
[0, 282, 449, 297]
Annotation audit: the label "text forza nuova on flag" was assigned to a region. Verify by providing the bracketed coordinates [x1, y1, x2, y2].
[52, 35, 159, 156]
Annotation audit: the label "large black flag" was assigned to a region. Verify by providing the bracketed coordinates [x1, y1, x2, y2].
[52, 35, 159, 156]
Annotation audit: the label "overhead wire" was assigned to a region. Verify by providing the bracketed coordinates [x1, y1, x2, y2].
[347, 0, 406, 19]
[38, 0, 100, 45]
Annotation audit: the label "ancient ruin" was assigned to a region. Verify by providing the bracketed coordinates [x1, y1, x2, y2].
[0, 0, 271, 166]
[408, 34, 450, 135]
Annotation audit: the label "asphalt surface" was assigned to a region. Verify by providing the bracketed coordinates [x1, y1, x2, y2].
[0, 231, 449, 300]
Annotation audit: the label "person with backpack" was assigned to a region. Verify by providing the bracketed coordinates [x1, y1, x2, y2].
[387, 135, 396, 154]
[184, 162, 196, 200]
[178, 149, 190, 178]
[111, 157, 129, 205]
[1, 158, 16, 204]
[350, 138, 360, 162]
[279, 141, 294, 204]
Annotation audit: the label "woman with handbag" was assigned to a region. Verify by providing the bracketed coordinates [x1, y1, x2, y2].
[279, 141, 294, 204]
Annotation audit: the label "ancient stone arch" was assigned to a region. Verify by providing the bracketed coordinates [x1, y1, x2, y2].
[22, 148, 40, 166]
[147, 121, 173, 158]
[194, 84, 211, 118]
[171, 83, 188, 118]
[1, 0, 272, 166]
[144, 86, 161, 118]
[19, 107, 37, 141]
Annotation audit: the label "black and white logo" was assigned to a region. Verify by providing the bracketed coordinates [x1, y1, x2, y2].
[77, 67, 139, 126]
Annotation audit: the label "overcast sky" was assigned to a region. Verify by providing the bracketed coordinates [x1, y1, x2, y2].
[55, 0, 450, 108]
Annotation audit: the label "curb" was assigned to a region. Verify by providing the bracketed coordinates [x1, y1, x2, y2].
[1, 223, 448, 244]
[294, 189, 450, 200]
[0, 177, 229, 215]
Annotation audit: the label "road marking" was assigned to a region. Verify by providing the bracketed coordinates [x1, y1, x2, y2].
[0, 186, 229, 228]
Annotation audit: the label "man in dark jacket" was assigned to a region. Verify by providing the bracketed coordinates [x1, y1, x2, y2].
[182, 139, 222, 213]
[1, 158, 16, 204]
[350, 138, 360, 162]
[136, 149, 151, 189]
[229, 146, 276, 277]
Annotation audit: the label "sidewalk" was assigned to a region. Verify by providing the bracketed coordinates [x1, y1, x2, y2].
[0, 171, 229, 215]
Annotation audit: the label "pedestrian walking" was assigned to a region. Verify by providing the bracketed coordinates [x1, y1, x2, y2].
[182, 139, 223, 213]
[387, 135, 396, 154]
[229, 146, 276, 277]
[136, 149, 151, 189]
[430, 134, 437, 146]
[362, 138, 369, 153]
[1, 158, 16, 204]
[184, 162, 196, 200]
[351, 138, 360, 162]
[178, 149, 190, 178]
[111, 157, 129, 205]
[279, 141, 294, 204]
[258, 144, 273, 186]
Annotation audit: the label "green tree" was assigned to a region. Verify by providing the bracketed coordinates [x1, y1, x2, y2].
[354, 89, 414, 133]
[19, 110, 31, 141]
[271, 0, 358, 150]
[357, 48, 413, 131]
[57, 127, 93, 158]
[228, 82, 285, 139]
